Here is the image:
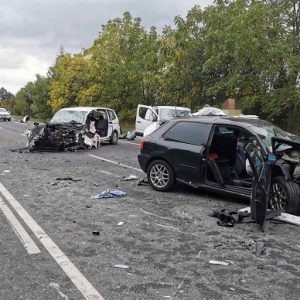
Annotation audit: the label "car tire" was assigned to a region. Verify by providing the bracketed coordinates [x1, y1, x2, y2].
[270, 176, 300, 214]
[110, 130, 118, 145]
[147, 159, 175, 192]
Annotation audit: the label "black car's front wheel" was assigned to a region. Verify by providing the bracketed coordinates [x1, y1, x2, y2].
[147, 159, 175, 192]
[270, 176, 300, 214]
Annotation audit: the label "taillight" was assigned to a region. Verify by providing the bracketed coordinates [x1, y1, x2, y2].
[140, 138, 145, 150]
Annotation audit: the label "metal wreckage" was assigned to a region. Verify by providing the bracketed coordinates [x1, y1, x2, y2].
[25, 121, 98, 151]
[23, 107, 120, 151]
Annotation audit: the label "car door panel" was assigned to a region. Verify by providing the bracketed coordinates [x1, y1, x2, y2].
[163, 140, 204, 184]
[245, 142, 271, 225]
[136, 105, 158, 136]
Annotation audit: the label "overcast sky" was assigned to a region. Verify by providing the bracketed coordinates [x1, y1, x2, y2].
[0, 0, 214, 94]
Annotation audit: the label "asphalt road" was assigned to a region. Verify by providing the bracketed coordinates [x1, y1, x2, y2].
[0, 120, 300, 300]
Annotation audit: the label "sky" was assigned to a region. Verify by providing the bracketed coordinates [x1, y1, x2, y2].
[0, 0, 214, 95]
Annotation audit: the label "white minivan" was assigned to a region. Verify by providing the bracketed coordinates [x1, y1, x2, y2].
[26, 107, 121, 151]
[135, 105, 191, 136]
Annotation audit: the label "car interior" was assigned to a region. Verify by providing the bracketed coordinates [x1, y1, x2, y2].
[86, 110, 109, 137]
[206, 125, 254, 188]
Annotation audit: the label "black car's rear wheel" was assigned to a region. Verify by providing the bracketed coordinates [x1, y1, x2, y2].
[270, 176, 300, 214]
[147, 159, 174, 192]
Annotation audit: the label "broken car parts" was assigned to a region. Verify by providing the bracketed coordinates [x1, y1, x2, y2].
[25, 107, 121, 151]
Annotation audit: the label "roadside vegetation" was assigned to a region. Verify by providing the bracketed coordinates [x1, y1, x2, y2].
[0, 0, 299, 132]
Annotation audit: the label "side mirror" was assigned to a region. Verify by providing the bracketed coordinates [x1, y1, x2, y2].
[152, 115, 158, 122]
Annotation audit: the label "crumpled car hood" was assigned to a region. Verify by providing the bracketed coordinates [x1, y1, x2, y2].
[25, 122, 88, 151]
[272, 137, 300, 181]
[271, 136, 300, 153]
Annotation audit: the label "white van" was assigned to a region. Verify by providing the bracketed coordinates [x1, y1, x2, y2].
[135, 105, 191, 136]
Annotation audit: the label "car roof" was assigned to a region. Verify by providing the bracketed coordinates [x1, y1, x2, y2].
[155, 106, 191, 111]
[169, 116, 271, 130]
[58, 106, 113, 112]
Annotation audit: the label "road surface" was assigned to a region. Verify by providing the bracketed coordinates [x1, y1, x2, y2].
[0, 120, 300, 300]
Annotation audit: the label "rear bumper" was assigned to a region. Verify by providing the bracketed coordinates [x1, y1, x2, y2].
[138, 153, 149, 173]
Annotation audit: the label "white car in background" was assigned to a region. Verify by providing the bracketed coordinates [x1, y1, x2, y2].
[26, 107, 121, 151]
[0, 108, 11, 121]
[135, 105, 191, 137]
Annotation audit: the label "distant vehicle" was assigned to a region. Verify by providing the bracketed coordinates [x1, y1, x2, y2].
[26, 107, 120, 151]
[138, 116, 300, 217]
[0, 108, 11, 121]
[135, 105, 191, 137]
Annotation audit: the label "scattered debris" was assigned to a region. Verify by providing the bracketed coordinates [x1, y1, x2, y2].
[0, 170, 11, 175]
[91, 189, 127, 199]
[119, 133, 127, 139]
[239, 207, 300, 226]
[254, 241, 265, 255]
[20, 115, 30, 123]
[209, 260, 229, 266]
[209, 208, 251, 227]
[126, 130, 136, 140]
[113, 264, 129, 269]
[122, 174, 138, 181]
[137, 176, 148, 186]
[241, 240, 266, 256]
[55, 177, 82, 182]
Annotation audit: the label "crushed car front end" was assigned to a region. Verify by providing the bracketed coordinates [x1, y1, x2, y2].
[25, 122, 95, 151]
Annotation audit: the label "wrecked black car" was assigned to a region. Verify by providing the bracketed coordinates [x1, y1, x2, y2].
[138, 116, 300, 215]
[25, 107, 121, 151]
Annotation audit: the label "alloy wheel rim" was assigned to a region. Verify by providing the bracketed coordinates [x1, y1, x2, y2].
[150, 164, 169, 188]
[270, 183, 287, 210]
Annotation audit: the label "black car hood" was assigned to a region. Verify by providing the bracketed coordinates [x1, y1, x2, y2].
[272, 136, 300, 153]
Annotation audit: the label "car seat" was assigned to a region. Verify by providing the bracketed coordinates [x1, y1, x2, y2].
[95, 115, 108, 137]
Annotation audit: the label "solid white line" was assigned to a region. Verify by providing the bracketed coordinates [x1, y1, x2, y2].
[89, 154, 144, 173]
[0, 182, 104, 300]
[0, 195, 41, 255]
[119, 140, 139, 146]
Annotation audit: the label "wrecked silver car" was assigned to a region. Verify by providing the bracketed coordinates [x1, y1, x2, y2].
[25, 107, 121, 151]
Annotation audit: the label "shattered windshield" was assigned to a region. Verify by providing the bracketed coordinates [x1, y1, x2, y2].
[159, 108, 190, 122]
[50, 110, 88, 124]
[253, 124, 290, 151]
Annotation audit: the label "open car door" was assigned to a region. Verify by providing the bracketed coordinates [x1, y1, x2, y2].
[135, 105, 158, 136]
[245, 142, 271, 227]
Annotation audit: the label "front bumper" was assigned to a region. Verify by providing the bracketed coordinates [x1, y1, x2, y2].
[0, 115, 11, 120]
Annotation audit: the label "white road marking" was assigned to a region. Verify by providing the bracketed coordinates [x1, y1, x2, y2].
[0, 195, 40, 254]
[89, 154, 144, 173]
[119, 140, 139, 146]
[0, 182, 104, 300]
